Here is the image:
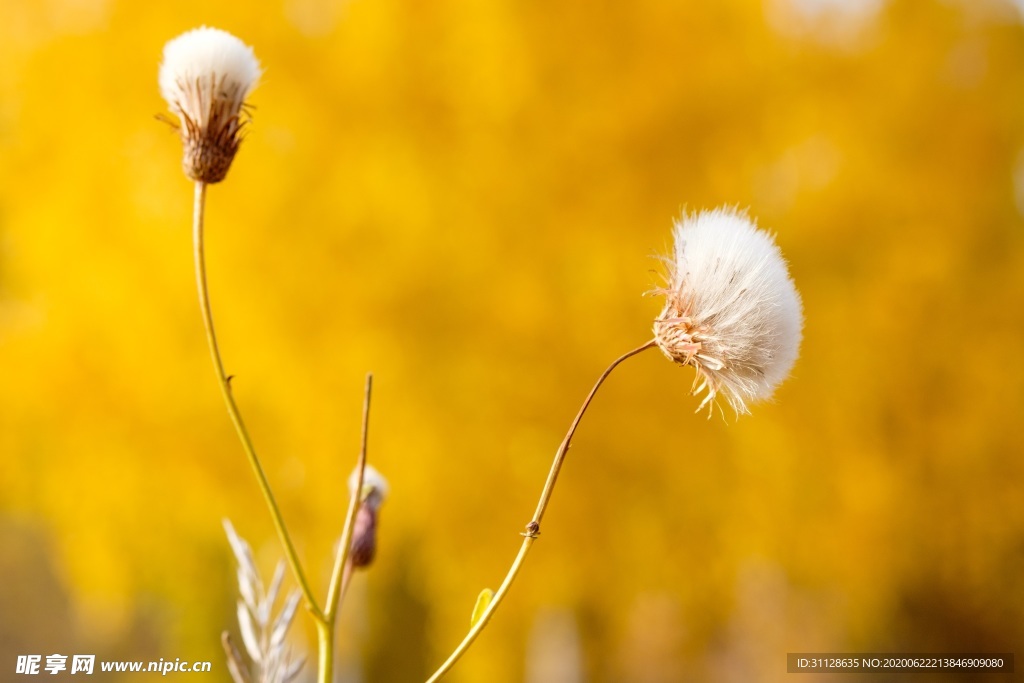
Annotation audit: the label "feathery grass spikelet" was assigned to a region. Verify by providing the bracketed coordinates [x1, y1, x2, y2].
[222, 520, 304, 683]
[653, 207, 803, 416]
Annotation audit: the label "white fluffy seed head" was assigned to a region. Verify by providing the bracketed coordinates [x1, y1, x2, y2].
[653, 208, 803, 416]
[348, 464, 389, 505]
[159, 27, 261, 183]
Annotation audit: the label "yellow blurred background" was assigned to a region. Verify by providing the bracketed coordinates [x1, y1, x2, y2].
[2, 0, 1024, 680]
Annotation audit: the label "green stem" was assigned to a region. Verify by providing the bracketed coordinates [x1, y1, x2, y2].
[424, 339, 656, 683]
[317, 374, 373, 683]
[316, 621, 332, 683]
[192, 180, 324, 623]
[326, 374, 372, 618]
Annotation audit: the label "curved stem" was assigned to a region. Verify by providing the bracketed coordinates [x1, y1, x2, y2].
[530, 339, 657, 525]
[192, 180, 324, 623]
[424, 339, 656, 683]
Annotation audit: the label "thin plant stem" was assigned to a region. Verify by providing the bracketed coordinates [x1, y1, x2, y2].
[326, 374, 373, 617]
[424, 339, 657, 683]
[531, 339, 657, 524]
[315, 623, 332, 683]
[318, 374, 373, 683]
[336, 561, 355, 610]
[192, 180, 324, 623]
[316, 557, 354, 683]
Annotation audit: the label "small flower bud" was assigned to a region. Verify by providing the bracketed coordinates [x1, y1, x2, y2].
[159, 27, 261, 183]
[348, 498, 380, 569]
[653, 208, 803, 415]
[347, 465, 388, 569]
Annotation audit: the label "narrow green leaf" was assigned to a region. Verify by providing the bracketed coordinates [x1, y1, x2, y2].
[470, 588, 494, 627]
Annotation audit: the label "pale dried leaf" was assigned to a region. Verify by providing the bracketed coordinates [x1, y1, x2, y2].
[237, 566, 258, 614]
[237, 600, 262, 664]
[267, 561, 285, 607]
[224, 519, 261, 604]
[282, 654, 305, 683]
[221, 632, 251, 683]
[259, 561, 285, 627]
[270, 590, 300, 649]
[223, 520, 258, 579]
[261, 652, 281, 683]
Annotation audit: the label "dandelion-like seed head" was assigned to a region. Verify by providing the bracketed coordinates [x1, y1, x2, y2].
[653, 207, 803, 416]
[159, 27, 261, 183]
